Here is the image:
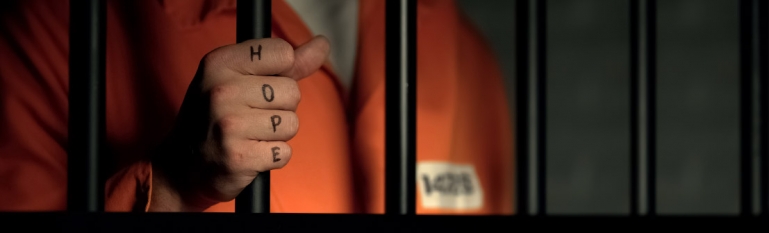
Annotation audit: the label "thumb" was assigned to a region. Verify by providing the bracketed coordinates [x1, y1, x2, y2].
[280, 35, 330, 80]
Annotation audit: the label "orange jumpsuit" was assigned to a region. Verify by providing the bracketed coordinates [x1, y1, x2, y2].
[0, 0, 514, 214]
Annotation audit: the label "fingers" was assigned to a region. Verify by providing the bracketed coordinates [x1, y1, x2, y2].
[205, 38, 295, 76]
[216, 109, 298, 141]
[227, 141, 292, 173]
[210, 76, 300, 111]
[203, 36, 330, 80]
[279, 36, 330, 80]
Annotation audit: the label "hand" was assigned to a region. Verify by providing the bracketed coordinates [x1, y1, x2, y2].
[148, 36, 330, 212]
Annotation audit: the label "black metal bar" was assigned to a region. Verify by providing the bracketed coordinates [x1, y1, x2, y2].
[741, 0, 755, 217]
[384, 0, 417, 215]
[68, 0, 106, 213]
[630, 0, 640, 216]
[646, 0, 657, 216]
[515, 0, 530, 216]
[515, 0, 546, 216]
[742, 0, 769, 216]
[535, 0, 547, 216]
[747, 0, 768, 216]
[12, 214, 769, 231]
[630, 0, 652, 216]
[235, 0, 271, 214]
[760, 0, 769, 216]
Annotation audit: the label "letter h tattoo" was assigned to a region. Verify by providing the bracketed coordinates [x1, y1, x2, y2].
[250, 45, 262, 61]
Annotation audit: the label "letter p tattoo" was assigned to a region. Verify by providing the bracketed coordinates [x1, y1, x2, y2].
[271, 115, 282, 132]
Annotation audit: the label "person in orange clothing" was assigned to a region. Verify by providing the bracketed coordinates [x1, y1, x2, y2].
[0, 0, 514, 214]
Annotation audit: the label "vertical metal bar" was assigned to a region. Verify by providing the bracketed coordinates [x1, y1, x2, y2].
[235, 0, 271, 214]
[385, 0, 417, 215]
[750, 0, 765, 216]
[646, 0, 657, 216]
[630, 0, 651, 216]
[535, 0, 547, 216]
[760, 0, 769, 216]
[741, 0, 755, 217]
[749, 0, 769, 216]
[516, 0, 546, 216]
[630, 0, 640, 216]
[743, 0, 769, 217]
[68, 0, 106, 213]
[514, 0, 530, 216]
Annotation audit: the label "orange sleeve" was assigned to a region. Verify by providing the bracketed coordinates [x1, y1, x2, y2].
[105, 160, 153, 212]
[0, 0, 151, 212]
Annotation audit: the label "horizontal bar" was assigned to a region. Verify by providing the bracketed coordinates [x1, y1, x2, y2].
[11, 213, 769, 231]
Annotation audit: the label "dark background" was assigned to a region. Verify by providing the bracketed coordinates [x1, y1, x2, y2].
[458, 0, 741, 214]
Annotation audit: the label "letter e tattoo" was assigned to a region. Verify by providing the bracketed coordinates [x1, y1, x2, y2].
[272, 147, 281, 162]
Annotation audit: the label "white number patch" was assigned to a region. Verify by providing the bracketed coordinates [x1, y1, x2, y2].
[417, 162, 483, 210]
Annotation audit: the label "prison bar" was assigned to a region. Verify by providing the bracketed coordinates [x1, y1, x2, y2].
[514, 0, 530, 215]
[742, 0, 769, 216]
[384, 0, 417, 215]
[515, 0, 546, 216]
[68, 0, 106, 212]
[645, 0, 657, 216]
[629, 0, 641, 216]
[534, 0, 547, 216]
[740, 0, 752, 216]
[759, 0, 769, 216]
[630, 0, 656, 216]
[235, 0, 272, 214]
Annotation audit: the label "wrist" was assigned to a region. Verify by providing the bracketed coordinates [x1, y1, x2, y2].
[148, 165, 216, 212]
[148, 137, 218, 212]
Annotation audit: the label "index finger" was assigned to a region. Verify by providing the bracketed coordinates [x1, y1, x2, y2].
[205, 38, 295, 76]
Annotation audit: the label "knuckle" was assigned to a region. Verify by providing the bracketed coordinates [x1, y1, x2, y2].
[287, 112, 299, 137]
[221, 140, 241, 160]
[273, 39, 295, 70]
[209, 85, 235, 105]
[294, 113, 300, 133]
[216, 115, 241, 135]
[289, 80, 301, 106]
[277, 79, 301, 109]
[202, 47, 226, 69]
[222, 148, 241, 169]
[226, 154, 247, 173]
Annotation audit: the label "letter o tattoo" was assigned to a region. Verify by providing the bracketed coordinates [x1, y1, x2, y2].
[262, 84, 274, 102]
